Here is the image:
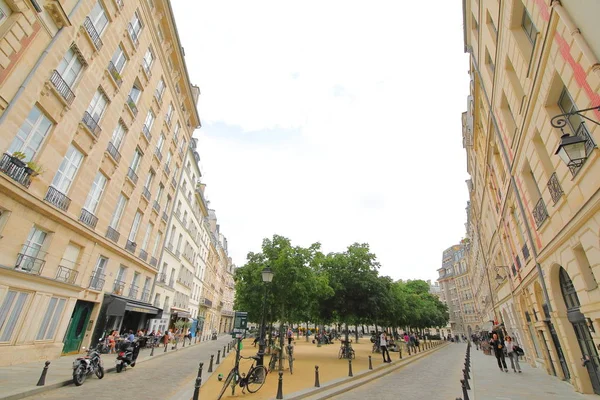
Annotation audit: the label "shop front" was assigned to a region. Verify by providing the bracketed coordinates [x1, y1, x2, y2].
[168, 307, 191, 330]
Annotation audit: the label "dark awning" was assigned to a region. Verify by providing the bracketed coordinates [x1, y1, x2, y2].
[105, 294, 162, 317]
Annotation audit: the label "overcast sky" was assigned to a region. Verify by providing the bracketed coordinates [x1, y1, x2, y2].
[171, 0, 471, 282]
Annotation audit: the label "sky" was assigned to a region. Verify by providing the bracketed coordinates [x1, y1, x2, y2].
[171, 0, 471, 282]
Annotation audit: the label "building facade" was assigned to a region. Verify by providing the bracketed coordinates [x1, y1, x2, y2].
[463, 0, 600, 394]
[0, 0, 200, 365]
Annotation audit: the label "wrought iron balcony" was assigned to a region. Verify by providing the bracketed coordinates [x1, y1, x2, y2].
[162, 211, 168, 222]
[142, 186, 151, 200]
[128, 284, 138, 299]
[44, 186, 71, 211]
[152, 200, 161, 214]
[154, 148, 163, 162]
[88, 271, 105, 291]
[15, 252, 45, 275]
[0, 153, 33, 187]
[83, 17, 103, 50]
[79, 208, 98, 229]
[56, 265, 78, 284]
[547, 172, 563, 205]
[141, 289, 150, 303]
[142, 124, 152, 142]
[113, 279, 126, 295]
[126, 167, 138, 185]
[107, 61, 123, 86]
[125, 240, 137, 253]
[81, 111, 101, 137]
[106, 226, 120, 242]
[149, 257, 157, 268]
[126, 96, 138, 116]
[50, 70, 75, 105]
[139, 249, 148, 262]
[127, 23, 139, 47]
[106, 141, 121, 162]
[532, 198, 549, 229]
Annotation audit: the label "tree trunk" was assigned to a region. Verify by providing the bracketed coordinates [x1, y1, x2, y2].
[354, 325, 359, 343]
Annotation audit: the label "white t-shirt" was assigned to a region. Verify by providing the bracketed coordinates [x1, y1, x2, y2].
[380, 333, 387, 347]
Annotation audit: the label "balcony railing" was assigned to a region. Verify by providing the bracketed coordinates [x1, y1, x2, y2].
[153, 200, 161, 214]
[107, 62, 123, 86]
[125, 240, 137, 253]
[142, 186, 151, 200]
[532, 198, 549, 229]
[106, 226, 120, 242]
[88, 271, 105, 291]
[15, 252, 45, 275]
[522, 243, 530, 261]
[0, 153, 33, 187]
[139, 249, 148, 262]
[127, 167, 138, 185]
[149, 257, 157, 268]
[106, 141, 121, 162]
[79, 208, 98, 229]
[142, 124, 152, 142]
[83, 17, 103, 50]
[126, 96, 138, 116]
[82, 111, 101, 137]
[113, 280, 126, 295]
[162, 211, 168, 222]
[154, 148, 163, 162]
[141, 289, 150, 303]
[44, 186, 71, 211]
[56, 265, 78, 284]
[547, 172, 563, 205]
[128, 284, 138, 299]
[50, 70, 75, 105]
[127, 23, 139, 47]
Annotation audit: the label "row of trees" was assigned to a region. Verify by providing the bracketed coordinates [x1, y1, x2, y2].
[234, 235, 449, 337]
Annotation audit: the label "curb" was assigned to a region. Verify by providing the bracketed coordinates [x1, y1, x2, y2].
[280, 341, 450, 400]
[0, 337, 232, 400]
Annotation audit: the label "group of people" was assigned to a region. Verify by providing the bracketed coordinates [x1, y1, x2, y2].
[489, 333, 523, 373]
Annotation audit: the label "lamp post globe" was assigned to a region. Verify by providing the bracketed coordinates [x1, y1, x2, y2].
[555, 133, 588, 167]
[262, 267, 274, 283]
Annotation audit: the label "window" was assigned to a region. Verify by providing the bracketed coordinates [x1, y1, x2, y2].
[166, 103, 174, 125]
[486, 10, 497, 38]
[151, 232, 162, 257]
[86, 90, 108, 122]
[128, 211, 142, 243]
[144, 110, 155, 131]
[0, 0, 12, 26]
[155, 79, 165, 101]
[116, 265, 127, 283]
[174, 122, 180, 139]
[51, 145, 84, 194]
[521, 8, 537, 44]
[36, 297, 66, 340]
[83, 172, 107, 214]
[142, 48, 154, 72]
[129, 84, 142, 105]
[179, 139, 186, 153]
[165, 151, 172, 168]
[7, 106, 53, 161]
[57, 47, 84, 88]
[0, 290, 29, 342]
[558, 87, 583, 132]
[130, 149, 142, 172]
[144, 170, 155, 190]
[141, 222, 153, 250]
[109, 194, 127, 229]
[128, 11, 143, 40]
[157, 133, 165, 152]
[110, 45, 127, 73]
[111, 122, 126, 150]
[156, 184, 164, 202]
[485, 48, 495, 74]
[89, 1, 108, 35]
[18, 226, 47, 269]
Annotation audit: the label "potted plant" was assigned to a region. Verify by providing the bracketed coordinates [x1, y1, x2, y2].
[25, 161, 44, 177]
[10, 151, 27, 168]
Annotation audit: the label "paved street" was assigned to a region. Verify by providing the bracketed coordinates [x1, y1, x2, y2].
[17, 336, 232, 400]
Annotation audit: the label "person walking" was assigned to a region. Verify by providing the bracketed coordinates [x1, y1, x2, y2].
[505, 336, 522, 373]
[287, 327, 293, 346]
[490, 333, 508, 372]
[380, 332, 392, 363]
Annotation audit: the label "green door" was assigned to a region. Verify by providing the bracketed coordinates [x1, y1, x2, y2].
[62, 301, 94, 354]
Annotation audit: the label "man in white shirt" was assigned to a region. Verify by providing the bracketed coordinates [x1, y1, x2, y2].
[380, 332, 392, 363]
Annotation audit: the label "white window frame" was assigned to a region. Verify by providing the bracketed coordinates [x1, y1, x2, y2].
[156, 134, 165, 152]
[128, 211, 142, 242]
[83, 171, 107, 214]
[57, 47, 84, 88]
[0, 290, 29, 343]
[110, 44, 127, 73]
[129, 84, 142, 104]
[86, 90, 108, 122]
[129, 11, 143, 37]
[166, 103, 174, 124]
[130, 149, 142, 172]
[143, 48, 154, 69]
[36, 297, 67, 341]
[144, 170, 155, 190]
[144, 110, 155, 130]
[89, 1, 109, 36]
[7, 106, 53, 161]
[111, 122, 126, 150]
[141, 222, 153, 250]
[51, 145, 84, 194]
[155, 79, 165, 100]
[109, 194, 127, 229]
[151, 232, 162, 257]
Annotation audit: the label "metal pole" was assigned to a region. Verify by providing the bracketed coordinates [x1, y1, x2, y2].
[314, 365, 320, 387]
[208, 355, 214, 373]
[276, 371, 284, 399]
[258, 283, 268, 367]
[192, 362, 203, 400]
[36, 361, 50, 386]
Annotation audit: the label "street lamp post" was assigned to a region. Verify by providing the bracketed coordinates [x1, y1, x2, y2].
[257, 267, 274, 367]
[551, 105, 599, 171]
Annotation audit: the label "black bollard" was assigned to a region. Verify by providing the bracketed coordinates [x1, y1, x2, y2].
[463, 374, 471, 389]
[223, 345, 226, 356]
[461, 379, 470, 400]
[276, 371, 284, 399]
[227, 343, 230, 353]
[194, 335, 197, 344]
[192, 362, 204, 400]
[216, 350, 221, 364]
[164, 342, 168, 352]
[368, 355, 373, 370]
[183, 337, 186, 348]
[399, 345, 402, 359]
[150, 344, 155, 356]
[208, 354, 214, 372]
[36, 361, 50, 386]
[314, 365, 320, 387]
[348, 357, 353, 377]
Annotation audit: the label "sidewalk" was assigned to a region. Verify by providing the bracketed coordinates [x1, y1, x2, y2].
[471, 344, 597, 400]
[0, 335, 232, 400]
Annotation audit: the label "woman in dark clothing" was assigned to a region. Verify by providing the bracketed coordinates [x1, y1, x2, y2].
[490, 333, 508, 372]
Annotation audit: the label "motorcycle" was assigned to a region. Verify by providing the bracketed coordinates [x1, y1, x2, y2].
[72, 344, 104, 386]
[115, 339, 140, 373]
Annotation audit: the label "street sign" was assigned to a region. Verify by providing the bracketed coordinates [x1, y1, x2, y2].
[233, 328, 245, 333]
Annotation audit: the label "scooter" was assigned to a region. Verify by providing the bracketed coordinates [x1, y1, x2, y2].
[115, 339, 140, 373]
[72, 343, 104, 386]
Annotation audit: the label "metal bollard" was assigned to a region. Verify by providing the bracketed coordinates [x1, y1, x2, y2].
[315, 365, 320, 387]
[208, 354, 214, 373]
[150, 344, 155, 356]
[463, 374, 471, 390]
[164, 342, 168, 352]
[36, 361, 50, 386]
[461, 379, 470, 400]
[224, 345, 227, 356]
[463, 368, 470, 380]
[368, 355, 373, 370]
[399, 345, 402, 359]
[227, 343, 230, 352]
[276, 371, 284, 399]
[183, 337, 186, 347]
[216, 350, 221, 364]
[348, 358, 353, 377]
[192, 362, 204, 400]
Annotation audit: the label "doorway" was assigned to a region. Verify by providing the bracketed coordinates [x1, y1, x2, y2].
[62, 301, 94, 354]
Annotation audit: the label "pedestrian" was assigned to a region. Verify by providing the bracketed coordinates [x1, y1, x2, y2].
[490, 333, 508, 372]
[504, 336, 522, 373]
[380, 332, 392, 363]
[287, 327, 293, 345]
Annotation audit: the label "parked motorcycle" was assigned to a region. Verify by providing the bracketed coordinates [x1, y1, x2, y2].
[115, 339, 140, 373]
[72, 345, 104, 386]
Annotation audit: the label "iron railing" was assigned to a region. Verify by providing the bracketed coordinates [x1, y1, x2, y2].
[79, 208, 98, 229]
[107, 61, 123, 86]
[139, 249, 148, 262]
[82, 111, 101, 137]
[142, 124, 152, 142]
[153, 200, 160, 214]
[142, 186, 151, 200]
[532, 197, 549, 229]
[522, 243, 530, 261]
[15, 252, 45, 275]
[113, 279, 126, 295]
[106, 141, 121, 163]
[106, 226, 120, 242]
[88, 271, 105, 290]
[44, 186, 71, 211]
[56, 265, 78, 284]
[83, 17, 103, 50]
[126, 95, 138, 116]
[141, 289, 150, 303]
[125, 240, 137, 253]
[149, 257, 157, 267]
[154, 148, 163, 162]
[547, 172, 563, 205]
[50, 70, 75, 105]
[128, 284, 138, 299]
[0, 153, 33, 187]
[127, 167, 138, 185]
[127, 23, 139, 47]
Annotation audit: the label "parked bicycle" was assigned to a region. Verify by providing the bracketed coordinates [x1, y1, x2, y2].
[285, 343, 294, 374]
[338, 342, 356, 359]
[217, 355, 267, 400]
[268, 347, 281, 372]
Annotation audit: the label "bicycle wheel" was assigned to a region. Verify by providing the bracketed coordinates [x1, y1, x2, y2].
[268, 354, 277, 372]
[288, 355, 293, 374]
[246, 365, 267, 393]
[338, 348, 344, 359]
[217, 369, 236, 400]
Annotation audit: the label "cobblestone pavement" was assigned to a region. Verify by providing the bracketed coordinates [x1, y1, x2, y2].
[19, 336, 233, 400]
[333, 342, 465, 400]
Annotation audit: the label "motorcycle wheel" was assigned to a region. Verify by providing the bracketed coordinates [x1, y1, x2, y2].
[130, 362, 136, 367]
[116, 363, 123, 373]
[95, 366, 105, 379]
[73, 366, 86, 386]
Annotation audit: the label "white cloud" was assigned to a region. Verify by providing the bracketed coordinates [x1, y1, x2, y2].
[172, 0, 471, 281]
